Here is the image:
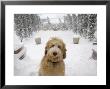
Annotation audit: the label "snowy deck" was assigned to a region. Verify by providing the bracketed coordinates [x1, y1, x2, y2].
[14, 31, 97, 76]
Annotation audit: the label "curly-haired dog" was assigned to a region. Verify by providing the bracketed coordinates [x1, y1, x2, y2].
[39, 37, 66, 76]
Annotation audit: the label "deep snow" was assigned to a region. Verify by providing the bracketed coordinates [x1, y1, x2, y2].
[14, 30, 97, 76]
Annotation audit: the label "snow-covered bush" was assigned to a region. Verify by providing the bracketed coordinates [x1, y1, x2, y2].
[14, 14, 41, 42]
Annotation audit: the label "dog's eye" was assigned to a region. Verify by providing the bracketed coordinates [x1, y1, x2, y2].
[58, 45, 61, 49]
[51, 45, 54, 47]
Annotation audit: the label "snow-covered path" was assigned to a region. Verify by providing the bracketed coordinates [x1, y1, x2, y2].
[14, 31, 97, 76]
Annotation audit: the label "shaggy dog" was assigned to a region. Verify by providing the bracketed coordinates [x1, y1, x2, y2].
[39, 37, 66, 76]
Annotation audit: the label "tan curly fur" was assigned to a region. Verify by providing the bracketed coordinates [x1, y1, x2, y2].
[39, 37, 66, 76]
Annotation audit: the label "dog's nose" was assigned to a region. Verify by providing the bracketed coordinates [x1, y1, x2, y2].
[53, 52, 57, 56]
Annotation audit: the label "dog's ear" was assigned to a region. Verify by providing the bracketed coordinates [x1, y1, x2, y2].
[63, 45, 66, 59]
[45, 49, 47, 55]
[63, 48, 66, 59]
[45, 46, 48, 55]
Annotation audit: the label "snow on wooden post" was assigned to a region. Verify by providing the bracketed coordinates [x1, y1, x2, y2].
[93, 31, 97, 45]
[73, 35, 80, 44]
[91, 49, 97, 60]
[35, 37, 41, 44]
[93, 42, 97, 45]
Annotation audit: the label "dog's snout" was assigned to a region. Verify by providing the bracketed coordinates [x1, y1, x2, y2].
[53, 52, 57, 56]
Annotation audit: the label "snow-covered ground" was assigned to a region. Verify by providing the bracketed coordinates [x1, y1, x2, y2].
[14, 30, 97, 76]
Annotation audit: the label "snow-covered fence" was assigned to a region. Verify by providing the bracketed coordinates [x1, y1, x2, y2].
[35, 37, 41, 44]
[73, 35, 80, 44]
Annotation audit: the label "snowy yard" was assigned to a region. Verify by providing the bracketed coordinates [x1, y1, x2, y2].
[14, 30, 97, 76]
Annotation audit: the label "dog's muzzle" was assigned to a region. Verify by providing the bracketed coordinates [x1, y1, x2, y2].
[47, 46, 63, 62]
